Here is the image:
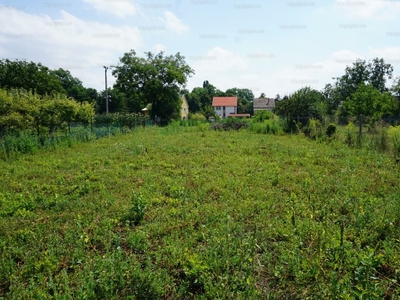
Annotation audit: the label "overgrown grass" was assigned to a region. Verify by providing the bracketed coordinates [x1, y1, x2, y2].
[0, 126, 399, 298]
[0, 125, 130, 160]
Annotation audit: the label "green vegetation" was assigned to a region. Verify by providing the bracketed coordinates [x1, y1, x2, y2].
[1, 125, 399, 299]
[1, 54, 400, 298]
[112, 50, 194, 125]
[0, 88, 94, 136]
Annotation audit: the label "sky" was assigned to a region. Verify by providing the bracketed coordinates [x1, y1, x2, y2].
[0, 0, 400, 98]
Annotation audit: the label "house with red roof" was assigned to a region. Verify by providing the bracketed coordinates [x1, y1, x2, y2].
[212, 96, 237, 118]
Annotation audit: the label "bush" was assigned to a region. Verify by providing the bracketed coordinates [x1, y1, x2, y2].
[303, 118, 323, 139]
[1, 132, 39, 157]
[189, 113, 206, 121]
[345, 122, 357, 146]
[326, 123, 337, 137]
[252, 110, 273, 122]
[211, 118, 249, 131]
[248, 119, 283, 135]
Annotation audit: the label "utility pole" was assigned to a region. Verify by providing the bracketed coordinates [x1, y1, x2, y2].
[103, 66, 109, 114]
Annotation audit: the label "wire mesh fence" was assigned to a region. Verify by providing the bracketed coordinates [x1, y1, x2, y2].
[0, 117, 154, 159]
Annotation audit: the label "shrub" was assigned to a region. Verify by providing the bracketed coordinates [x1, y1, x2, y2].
[211, 118, 249, 131]
[189, 113, 206, 121]
[326, 123, 337, 137]
[252, 110, 273, 122]
[345, 122, 357, 146]
[2, 132, 39, 156]
[124, 191, 147, 226]
[303, 118, 323, 139]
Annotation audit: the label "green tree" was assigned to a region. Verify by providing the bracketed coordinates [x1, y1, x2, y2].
[0, 88, 94, 136]
[184, 81, 225, 117]
[97, 88, 127, 114]
[391, 76, 400, 97]
[112, 50, 194, 125]
[76, 102, 95, 126]
[334, 58, 393, 104]
[274, 86, 325, 121]
[0, 59, 65, 96]
[52, 68, 98, 104]
[341, 83, 395, 123]
[185, 87, 209, 114]
[0, 89, 40, 134]
[201, 105, 218, 120]
[225, 88, 254, 114]
[390, 77, 400, 116]
[322, 83, 342, 115]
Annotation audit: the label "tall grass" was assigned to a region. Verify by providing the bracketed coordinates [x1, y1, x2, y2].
[0, 125, 123, 160]
[248, 118, 283, 135]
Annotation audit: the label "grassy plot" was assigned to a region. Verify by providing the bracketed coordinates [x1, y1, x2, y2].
[0, 126, 400, 299]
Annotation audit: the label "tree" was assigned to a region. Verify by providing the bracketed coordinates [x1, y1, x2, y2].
[322, 83, 342, 115]
[225, 88, 254, 114]
[185, 81, 225, 116]
[112, 50, 194, 125]
[369, 58, 393, 93]
[0, 88, 94, 137]
[52, 68, 97, 104]
[201, 105, 218, 120]
[185, 87, 210, 114]
[0, 59, 65, 96]
[341, 83, 395, 123]
[97, 88, 127, 114]
[0, 89, 40, 134]
[333, 58, 393, 104]
[259, 93, 266, 98]
[274, 86, 325, 121]
[391, 76, 400, 97]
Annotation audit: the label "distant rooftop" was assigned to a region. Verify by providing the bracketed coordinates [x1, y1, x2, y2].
[253, 98, 275, 109]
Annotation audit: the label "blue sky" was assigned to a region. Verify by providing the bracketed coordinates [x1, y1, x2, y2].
[0, 0, 400, 98]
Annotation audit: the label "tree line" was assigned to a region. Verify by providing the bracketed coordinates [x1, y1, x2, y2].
[274, 58, 400, 126]
[1, 55, 400, 130]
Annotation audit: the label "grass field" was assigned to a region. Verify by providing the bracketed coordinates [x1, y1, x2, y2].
[1, 126, 399, 299]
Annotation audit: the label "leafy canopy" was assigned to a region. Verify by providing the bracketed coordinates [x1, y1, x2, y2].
[341, 83, 395, 122]
[0, 59, 65, 96]
[112, 50, 194, 125]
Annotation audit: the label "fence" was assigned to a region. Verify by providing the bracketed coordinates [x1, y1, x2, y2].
[0, 119, 154, 159]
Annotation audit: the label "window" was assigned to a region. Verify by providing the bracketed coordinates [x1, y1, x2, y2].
[216, 106, 221, 110]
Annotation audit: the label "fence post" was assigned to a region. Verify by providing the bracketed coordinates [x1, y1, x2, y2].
[359, 114, 363, 137]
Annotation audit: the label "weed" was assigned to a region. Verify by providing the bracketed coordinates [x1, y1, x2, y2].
[124, 191, 147, 226]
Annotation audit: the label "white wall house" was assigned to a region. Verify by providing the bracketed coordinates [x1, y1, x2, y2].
[212, 97, 237, 118]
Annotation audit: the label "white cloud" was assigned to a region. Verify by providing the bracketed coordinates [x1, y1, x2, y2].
[83, 0, 137, 18]
[161, 11, 189, 34]
[187, 47, 263, 94]
[335, 0, 400, 20]
[369, 46, 400, 59]
[187, 48, 369, 97]
[154, 43, 166, 52]
[0, 8, 142, 90]
[368, 46, 400, 80]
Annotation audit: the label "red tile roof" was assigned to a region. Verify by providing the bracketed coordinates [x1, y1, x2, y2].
[212, 97, 237, 107]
